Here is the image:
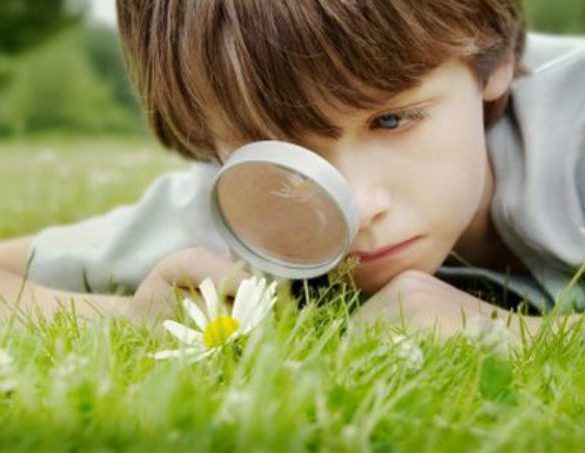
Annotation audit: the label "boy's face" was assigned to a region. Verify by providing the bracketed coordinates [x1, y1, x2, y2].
[217, 58, 494, 294]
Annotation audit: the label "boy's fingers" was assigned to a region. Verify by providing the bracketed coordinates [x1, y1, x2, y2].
[159, 247, 250, 295]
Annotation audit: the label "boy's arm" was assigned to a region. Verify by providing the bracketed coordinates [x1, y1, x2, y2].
[0, 236, 33, 276]
[0, 236, 136, 320]
[0, 267, 130, 320]
[353, 270, 552, 339]
[0, 246, 248, 323]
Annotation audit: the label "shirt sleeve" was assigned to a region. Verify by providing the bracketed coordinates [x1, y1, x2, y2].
[27, 162, 230, 294]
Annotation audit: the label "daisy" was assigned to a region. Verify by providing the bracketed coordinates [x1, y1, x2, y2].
[153, 276, 278, 362]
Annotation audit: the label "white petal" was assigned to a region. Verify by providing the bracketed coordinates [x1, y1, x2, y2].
[255, 277, 267, 300]
[253, 281, 278, 320]
[182, 298, 208, 330]
[242, 296, 277, 334]
[163, 320, 203, 346]
[200, 277, 220, 319]
[152, 348, 199, 360]
[240, 280, 278, 334]
[232, 277, 258, 324]
[233, 276, 267, 329]
[151, 348, 214, 361]
[188, 349, 218, 363]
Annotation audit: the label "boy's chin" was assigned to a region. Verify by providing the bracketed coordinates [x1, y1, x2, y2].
[351, 270, 393, 296]
[350, 261, 440, 295]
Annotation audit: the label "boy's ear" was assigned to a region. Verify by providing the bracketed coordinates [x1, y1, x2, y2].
[482, 57, 515, 102]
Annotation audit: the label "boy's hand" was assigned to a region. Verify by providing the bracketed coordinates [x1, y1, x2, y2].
[352, 270, 539, 339]
[127, 247, 250, 323]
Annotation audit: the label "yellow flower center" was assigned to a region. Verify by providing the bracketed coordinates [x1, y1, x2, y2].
[203, 316, 240, 348]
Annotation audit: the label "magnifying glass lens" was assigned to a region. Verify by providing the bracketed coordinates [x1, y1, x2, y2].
[216, 162, 348, 266]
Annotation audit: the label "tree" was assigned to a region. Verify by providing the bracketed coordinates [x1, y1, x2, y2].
[0, 27, 143, 137]
[0, 0, 83, 56]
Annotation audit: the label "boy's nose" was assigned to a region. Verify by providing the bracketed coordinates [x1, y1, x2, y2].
[354, 186, 392, 231]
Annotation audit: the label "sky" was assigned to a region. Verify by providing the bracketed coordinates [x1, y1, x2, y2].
[89, 0, 117, 27]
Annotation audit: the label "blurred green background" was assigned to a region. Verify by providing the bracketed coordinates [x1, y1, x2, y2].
[0, 0, 583, 141]
[0, 0, 143, 139]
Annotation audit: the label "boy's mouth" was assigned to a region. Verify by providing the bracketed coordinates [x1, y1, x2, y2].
[349, 236, 422, 264]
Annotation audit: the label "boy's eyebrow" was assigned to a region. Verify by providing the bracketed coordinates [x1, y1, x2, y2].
[367, 98, 434, 115]
[359, 62, 453, 115]
[336, 82, 433, 120]
[370, 80, 438, 110]
[356, 74, 447, 121]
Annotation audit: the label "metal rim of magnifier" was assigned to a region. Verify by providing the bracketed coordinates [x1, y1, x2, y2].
[210, 140, 359, 279]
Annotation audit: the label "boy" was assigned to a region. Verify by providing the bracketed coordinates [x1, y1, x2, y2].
[0, 0, 584, 336]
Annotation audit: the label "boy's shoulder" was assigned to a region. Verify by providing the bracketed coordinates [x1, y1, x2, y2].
[523, 32, 585, 72]
[479, 32, 585, 313]
[511, 32, 585, 125]
[511, 32, 585, 119]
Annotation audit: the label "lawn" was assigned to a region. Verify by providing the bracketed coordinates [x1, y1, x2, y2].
[1, 139, 585, 453]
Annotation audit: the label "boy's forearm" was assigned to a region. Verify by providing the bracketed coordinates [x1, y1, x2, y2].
[0, 268, 130, 321]
[354, 271, 579, 340]
[415, 295, 582, 341]
[0, 236, 34, 276]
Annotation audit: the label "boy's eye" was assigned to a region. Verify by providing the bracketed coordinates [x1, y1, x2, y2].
[376, 114, 401, 129]
[371, 108, 429, 131]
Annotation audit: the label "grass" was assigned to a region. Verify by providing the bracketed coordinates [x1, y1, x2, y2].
[1, 139, 585, 452]
[0, 137, 186, 239]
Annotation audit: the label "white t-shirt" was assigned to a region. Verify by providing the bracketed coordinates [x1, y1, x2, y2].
[28, 33, 585, 312]
[438, 33, 585, 312]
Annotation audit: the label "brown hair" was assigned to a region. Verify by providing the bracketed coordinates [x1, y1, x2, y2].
[116, 0, 526, 162]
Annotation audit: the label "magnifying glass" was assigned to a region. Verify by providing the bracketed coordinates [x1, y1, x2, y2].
[210, 141, 358, 279]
